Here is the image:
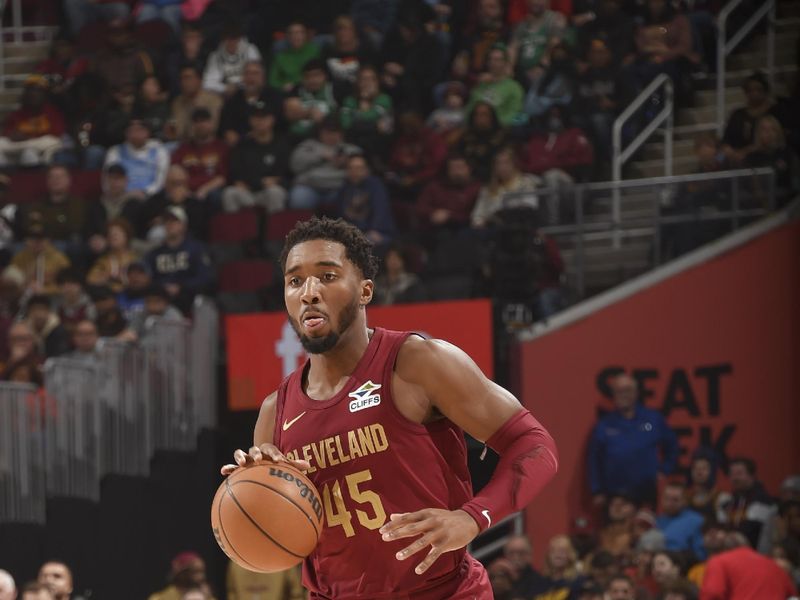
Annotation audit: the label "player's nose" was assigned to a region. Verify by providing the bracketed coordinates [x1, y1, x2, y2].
[300, 276, 322, 304]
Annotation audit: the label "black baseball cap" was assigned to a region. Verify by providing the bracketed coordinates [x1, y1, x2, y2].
[105, 163, 127, 177]
[190, 107, 212, 122]
[249, 100, 273, 118]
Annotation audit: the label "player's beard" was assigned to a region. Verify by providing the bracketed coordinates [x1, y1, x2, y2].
[289, 296, 360, 354]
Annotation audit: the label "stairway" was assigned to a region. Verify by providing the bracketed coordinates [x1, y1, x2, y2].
[0, 33, 57, 122]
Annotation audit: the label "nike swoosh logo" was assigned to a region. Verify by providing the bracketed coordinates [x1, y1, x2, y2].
[481, 509, 492, 527]
[282, 411, 307, 431]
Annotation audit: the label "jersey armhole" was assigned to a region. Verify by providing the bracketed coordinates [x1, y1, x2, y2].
[272, 378, 290, 450]
[382, 331, 438, 436]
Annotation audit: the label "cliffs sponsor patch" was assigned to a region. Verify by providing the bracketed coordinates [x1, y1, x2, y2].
[348, 380, 382, 413]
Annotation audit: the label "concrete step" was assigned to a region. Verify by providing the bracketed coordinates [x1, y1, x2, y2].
[2, 59, 42, 76]
[642, 139, 696, 160]
[3, 41, 50, 60]
[694, 87, 746, 109]
[778, 1, 800, 18]
[729, 50, 797, 71]
[629, 156, 697, 178]
[678, 105, 718, 126]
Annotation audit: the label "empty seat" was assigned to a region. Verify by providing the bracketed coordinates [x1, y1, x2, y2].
[209, 208, 260, 243]
[265, 209, 314, 242]
[218, 260, 274, 293]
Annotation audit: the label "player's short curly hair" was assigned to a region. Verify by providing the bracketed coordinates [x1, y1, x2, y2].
[280, 217, 379, 279]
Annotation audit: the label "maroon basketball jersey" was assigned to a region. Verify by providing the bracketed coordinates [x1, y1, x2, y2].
[273, 328, 481, 599]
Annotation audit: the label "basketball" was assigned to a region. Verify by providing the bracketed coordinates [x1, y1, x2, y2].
[211, 463, 323, 572]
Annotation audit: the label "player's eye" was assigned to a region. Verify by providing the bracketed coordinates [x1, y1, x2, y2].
[322, 272, 337, 281]
[287, 277, 301, 287]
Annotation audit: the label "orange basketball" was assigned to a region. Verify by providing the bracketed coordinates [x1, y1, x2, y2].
[211, 463, 323, 572]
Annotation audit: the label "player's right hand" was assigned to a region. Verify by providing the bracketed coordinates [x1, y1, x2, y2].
[220, 444, 311, 476]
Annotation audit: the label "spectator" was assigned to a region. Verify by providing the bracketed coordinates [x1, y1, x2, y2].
[218, 61, 284, 148]
[23, 295, 71, 358]
[745, 114, 796, 208]
[466, 45, 524, 127]
[539, 535, 583, 597]
[35, 37, 90, 100]
[63, 0, 130, 37]
[92, 286, 135, 340]
[321, 15, 379, 101]
[451, 0, 509, 88]
[104, 118, 170, 198]
[426, 81, 467, 145]
[92, 82, 136, 150]
[719, 457, 775, 548]
[148, 552, 214, 600]
[651, 551, 690, 595]
[486, 558, 521, 600]
[700, 538, 797, 600]
[226, 562, 304, 600]
[86, 163, 143, 248]
[117, 261, 151, 321]
[132, 76, 171, 142]
[129, 284, 184, 340]
[180, 587, 210, 600]
[508, 0, 566, 78]
[606, 575, 636, 600]
[67, 319, 100, 362]
[686, 448, 731, 524]
[284, 59, 338, 139]
[470, 146, 539, 228]
[626, 529, 665, 598]
[269, 22, 321, 93]
[386, 111, 448, 204]
[145, 206, 213, 313]
[18, 165, 86, 247]
[576, 0, 636, 67]
[0, 570, 15, 600]
[11, 221, 71, 296]
[19, 583, 53, 600]
[91, 19, 155, 93]
[416, 154, 480, 234]
[340, 65, 394, 161]
[0, 77, 64, 167]
[37, 562, 75, 600]
[288, 115, 361, 210]
[521, 42, 575, 123]
[171, 108, 229, 204]
[135, 0, 183, 34]
[588, 373, 679, 507]
[171, 66, 223, 142]
[333, 154, 395, 246]
[55, 268, 96, 336]
[686, 522, 728, 589]
[87, 219, 140, 293]
[222, 103, 289, 214]
[202, 23, 262, 97]
[143, 164, 211, 242]
[586, 550, 620, 591]
[657, 482, 706, 560]
[0, 322, 43, 384]
[0, 266, 25, 361]
[457, 102, 509, 183]
[165, 22, 208, 97]
[373, 245, 426, 305]
[523, 105, 594, 224]
[350, 0, 399, 50]
[661, 579, 699, 600]
[502, 534, 547, 598]
[600, 493, 637, 557]
[760, 475, 800, 556]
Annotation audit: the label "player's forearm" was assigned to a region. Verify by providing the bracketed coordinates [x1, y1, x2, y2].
[460, 409, 558, 532]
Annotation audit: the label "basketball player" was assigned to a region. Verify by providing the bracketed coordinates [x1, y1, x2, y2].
[222, 218, 558, 599]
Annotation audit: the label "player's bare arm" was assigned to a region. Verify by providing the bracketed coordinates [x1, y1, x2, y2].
[380, 335, 558, 575]
[220, 391, 310, 475]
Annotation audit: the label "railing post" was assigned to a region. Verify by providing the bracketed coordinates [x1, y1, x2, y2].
[731, 177, 740, 230]
[716, 13, 726, 137]
[612, 118, 622, 249]
[12, 0, 21, 43]
[652, 188, 662, 267]
[665, 80, 674, 177]
[575, 186, 585, 300]
[767, 1, 775, 92]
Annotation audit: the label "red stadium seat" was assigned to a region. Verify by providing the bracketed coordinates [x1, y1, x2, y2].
[7, 169, 102, 204]
[265, 209, 314, 242]
[209, 208, 260, 243]
[218, 259, 274, 293]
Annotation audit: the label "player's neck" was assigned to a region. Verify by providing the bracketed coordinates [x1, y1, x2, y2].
[306, 324, 371, 396]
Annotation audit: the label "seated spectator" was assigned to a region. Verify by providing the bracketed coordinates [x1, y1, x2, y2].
[426, 81, 467, 145]
[523, 106, 594, 224]
[147, 552, 215, 600]
[722, 72, 781, 166]
[686, 522, 727, 589]
[0, 77, 64, 167]
[20, 582, 54, 600]
[718, 457, 775, 548]
[686, 448, 731, 524]
[625, 529, 665, 598]
[171, 108, 229, 204]
[585, 550, 620, 591]
[0, 266, 25, 361]
[90, 19, 155, 93]
[0, 321, 43, 385]
[135, 0, 183, 33]
[63, 0, 130, 37]
[538, 535, 584, 597]
[23, 294, 71, 358]
[166, 22, 208, 97]
[129, 284, 184, 339]
[760, 476, 800, 557]
[340, 65, 394, 161]
[416, 154, 480, 234]
[104, 118, 170, 198]
[226, 562, 304, 600]
[85, 163, 143, 249]
[67, 319, 100, 362]
[652, 551, 693, 597]
[466, 45, 524, 127]
[701, 538, 797, 599]
[600, 493, 638, 558]
[373, 245, 426, 305]
[657, 482, 706, 559]
[745, 115, 796, 208]
[55, 268, 97, 336]
[450, 0, 509, 88]
[605, 575, 636, 600]
[145, 206, 213, 313]
[0, 570, 15, 600]
[471, 147, 539, 228]
[289, 116, 361, 210]
[456, 102, 509, 183]
[284, 59, 338, 139]
[218, 61, 284, 148]
[202, 23, 262, 97]
[269, 22, 322, 93]
[50, 72, 108, 169]
[502, 534, 547, 598]
[222, 104, 289, 214]
[18, 165, 87, 248]
[333, 155, 394, 246]
[508, 0, 566, 79]
[132, 76, 171, 143]
[34, 37, 89, 103]
[660, 579, 698, 600]
[576, 0, 636, 67]
[142, 165, 210, 241]
[521, 42, 575, 123]
[87, 219, 140, 293]
[386, 111, 447, 204]
[487, 558, 518, 600]
[117, 261, 151, 321]
[321, 15, 379, 101]
[11, 221, 71, 296]
[171, 66, 224, 142]
[92, 82, 136, 150]
[91, 286, 136, 340]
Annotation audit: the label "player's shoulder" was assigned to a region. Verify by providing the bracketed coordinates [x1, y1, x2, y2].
[395, 334, 475, 383]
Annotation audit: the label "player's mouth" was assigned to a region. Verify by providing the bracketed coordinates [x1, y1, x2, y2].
[301, 310, 328, 331]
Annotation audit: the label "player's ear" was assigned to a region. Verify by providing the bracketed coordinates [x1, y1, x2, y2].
[360, 279, 374, 306]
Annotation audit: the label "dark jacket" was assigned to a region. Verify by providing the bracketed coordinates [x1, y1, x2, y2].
[334, 175, 394, 238]
[228, 135, 290, 191]
[145, 236, 213, 297]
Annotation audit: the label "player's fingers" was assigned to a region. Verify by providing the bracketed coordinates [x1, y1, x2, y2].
[258, 444, 286, 463]
[414, 545, 443, 575]
[380, 513, 420, 537]
[233, 449, 251, 466]
[220, 464, 238, 476]
[285, 457, 312, 471]
[394, 533, 434, 560]
[248, 446, 263, 462]
[381, 518, 429, 540]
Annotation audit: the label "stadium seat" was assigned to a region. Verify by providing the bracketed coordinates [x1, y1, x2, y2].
[265, 209, 314, 242]
[425, 235, 483, 277]
[132, 19, 174, 53]
[7, 169, 102, 204]
[424, 275, 474, 301]
[209, 208, 260, 244]
[218, 259, 274, 293]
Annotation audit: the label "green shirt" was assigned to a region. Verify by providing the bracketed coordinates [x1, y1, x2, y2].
[268, 43, 321, 89]
[467, 77, 525, 126]
[340, 94, 393, 130]
[512, 11, 566, 71]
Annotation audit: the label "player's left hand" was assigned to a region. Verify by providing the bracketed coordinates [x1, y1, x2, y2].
[379, 509, 480, 575]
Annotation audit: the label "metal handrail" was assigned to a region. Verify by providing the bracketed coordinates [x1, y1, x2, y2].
[612, 73, 674, 247]
[716, 0, 776, 136]
[467, 511, 524, 561]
